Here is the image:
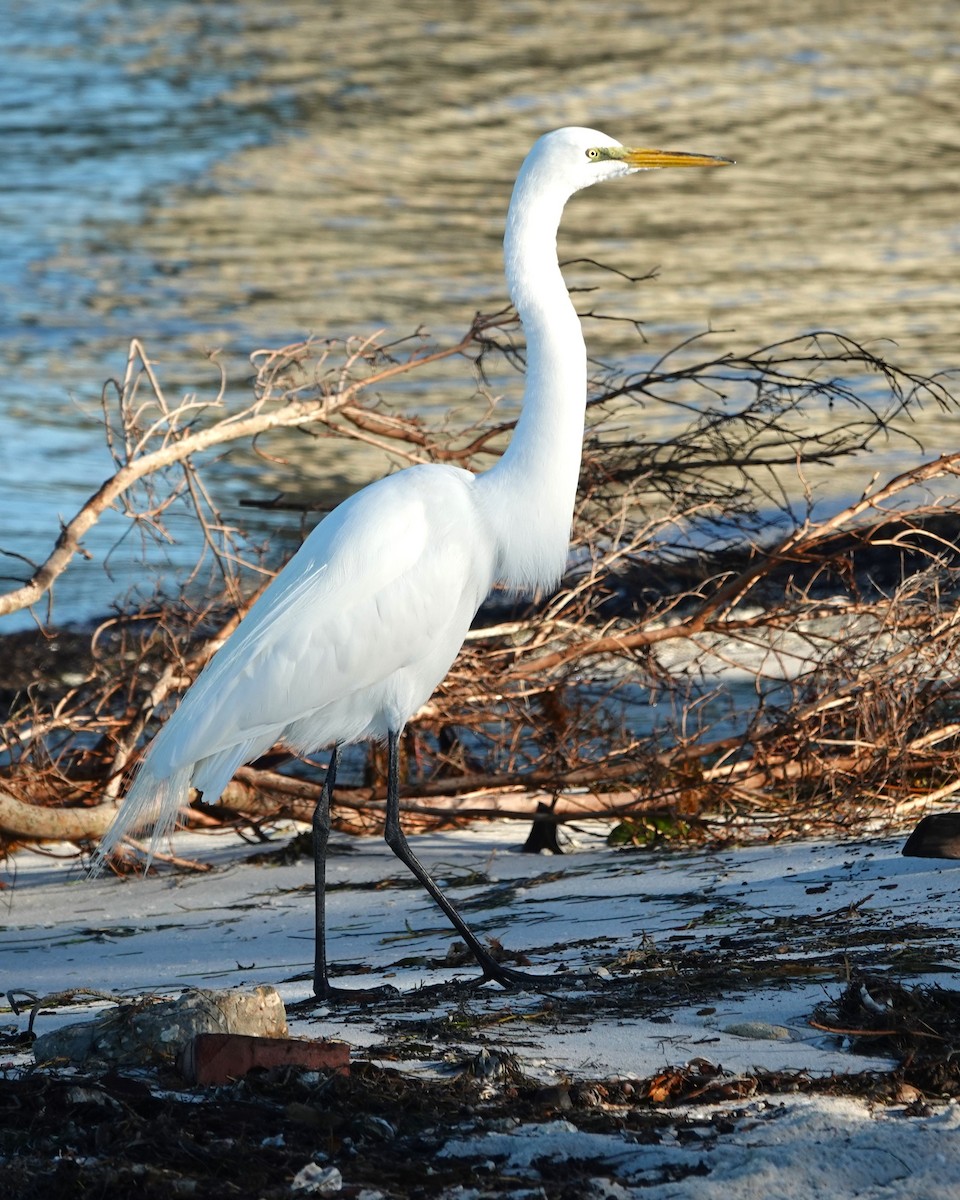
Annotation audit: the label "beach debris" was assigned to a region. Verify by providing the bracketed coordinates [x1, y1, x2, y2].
[291, 1163, 343, 1194]
[32, 984, 287, 1067]
[182, 1031, 349, 1085]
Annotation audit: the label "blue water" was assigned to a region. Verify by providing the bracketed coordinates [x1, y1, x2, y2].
[2, 1, 957, 632]
[1, 3, 304, 625]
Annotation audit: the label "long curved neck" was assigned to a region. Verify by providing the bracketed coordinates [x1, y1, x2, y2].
[479, 165, 587, 592]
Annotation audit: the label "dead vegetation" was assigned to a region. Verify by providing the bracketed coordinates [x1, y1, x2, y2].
[1, 309, 959, 860]
[3, 974, 959, 1200]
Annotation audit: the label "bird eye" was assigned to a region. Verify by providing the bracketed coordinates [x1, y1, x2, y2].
[585, 147, 601, 161]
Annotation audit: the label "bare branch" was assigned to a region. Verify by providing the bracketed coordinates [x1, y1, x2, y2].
[2, 315, 959, 854]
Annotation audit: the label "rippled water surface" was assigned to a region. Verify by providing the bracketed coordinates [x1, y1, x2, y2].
[2, 0, 958, 625]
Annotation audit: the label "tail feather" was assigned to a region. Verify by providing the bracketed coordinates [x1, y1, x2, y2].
[88, 762, 194, 875]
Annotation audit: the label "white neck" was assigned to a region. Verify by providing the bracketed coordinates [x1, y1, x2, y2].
[477, 162, 588, 592]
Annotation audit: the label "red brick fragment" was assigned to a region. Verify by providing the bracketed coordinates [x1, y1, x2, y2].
[181, 1033, 350, 1085]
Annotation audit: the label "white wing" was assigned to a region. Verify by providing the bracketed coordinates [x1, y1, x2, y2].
[145, 463, 495, 796]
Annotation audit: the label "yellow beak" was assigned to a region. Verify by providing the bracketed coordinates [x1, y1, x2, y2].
[622, 148, 733, 169]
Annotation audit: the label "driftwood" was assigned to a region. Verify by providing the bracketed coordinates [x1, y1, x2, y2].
[1, 315, 959, 857]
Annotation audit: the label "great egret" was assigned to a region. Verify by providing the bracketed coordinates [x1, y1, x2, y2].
[92, 127, 729, 997]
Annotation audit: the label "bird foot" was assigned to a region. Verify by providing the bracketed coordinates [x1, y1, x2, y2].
[314, 981, 401, 1003]
[287, 961, 602, 1009]
[474, 954, 623, 992]
[474, 960, 577, 992]
[285, 980, 401, 1011]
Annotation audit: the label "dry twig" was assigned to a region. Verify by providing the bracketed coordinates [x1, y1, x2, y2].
[1, 316, 958, 853]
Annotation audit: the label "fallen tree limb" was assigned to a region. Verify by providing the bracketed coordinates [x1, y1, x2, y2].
[0, 790, 116, 841]
[0, 328, 486, 619]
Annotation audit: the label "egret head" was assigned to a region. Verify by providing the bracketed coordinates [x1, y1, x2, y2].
[526, 126, 732, 198]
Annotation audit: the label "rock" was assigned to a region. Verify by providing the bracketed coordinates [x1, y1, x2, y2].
[721, 1021, 792, 1040]
[33, 985, 287, 1067]
[902, 813, 960, 859]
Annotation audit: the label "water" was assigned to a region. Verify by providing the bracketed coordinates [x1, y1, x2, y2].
[2, 0, 958, 628]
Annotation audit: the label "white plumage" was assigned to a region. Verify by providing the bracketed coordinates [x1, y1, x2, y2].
[93, 127, 728, 994]
[149, 466, 491, 805]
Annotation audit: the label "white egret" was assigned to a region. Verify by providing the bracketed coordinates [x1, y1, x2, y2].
[92, 127, 729, 996]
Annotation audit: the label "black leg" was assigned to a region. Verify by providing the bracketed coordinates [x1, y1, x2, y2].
[312, 743, 399, 1001]
[381, 729, 541, 988]
[309, 732, 553, 1002]
[312, 743, 339, 998]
